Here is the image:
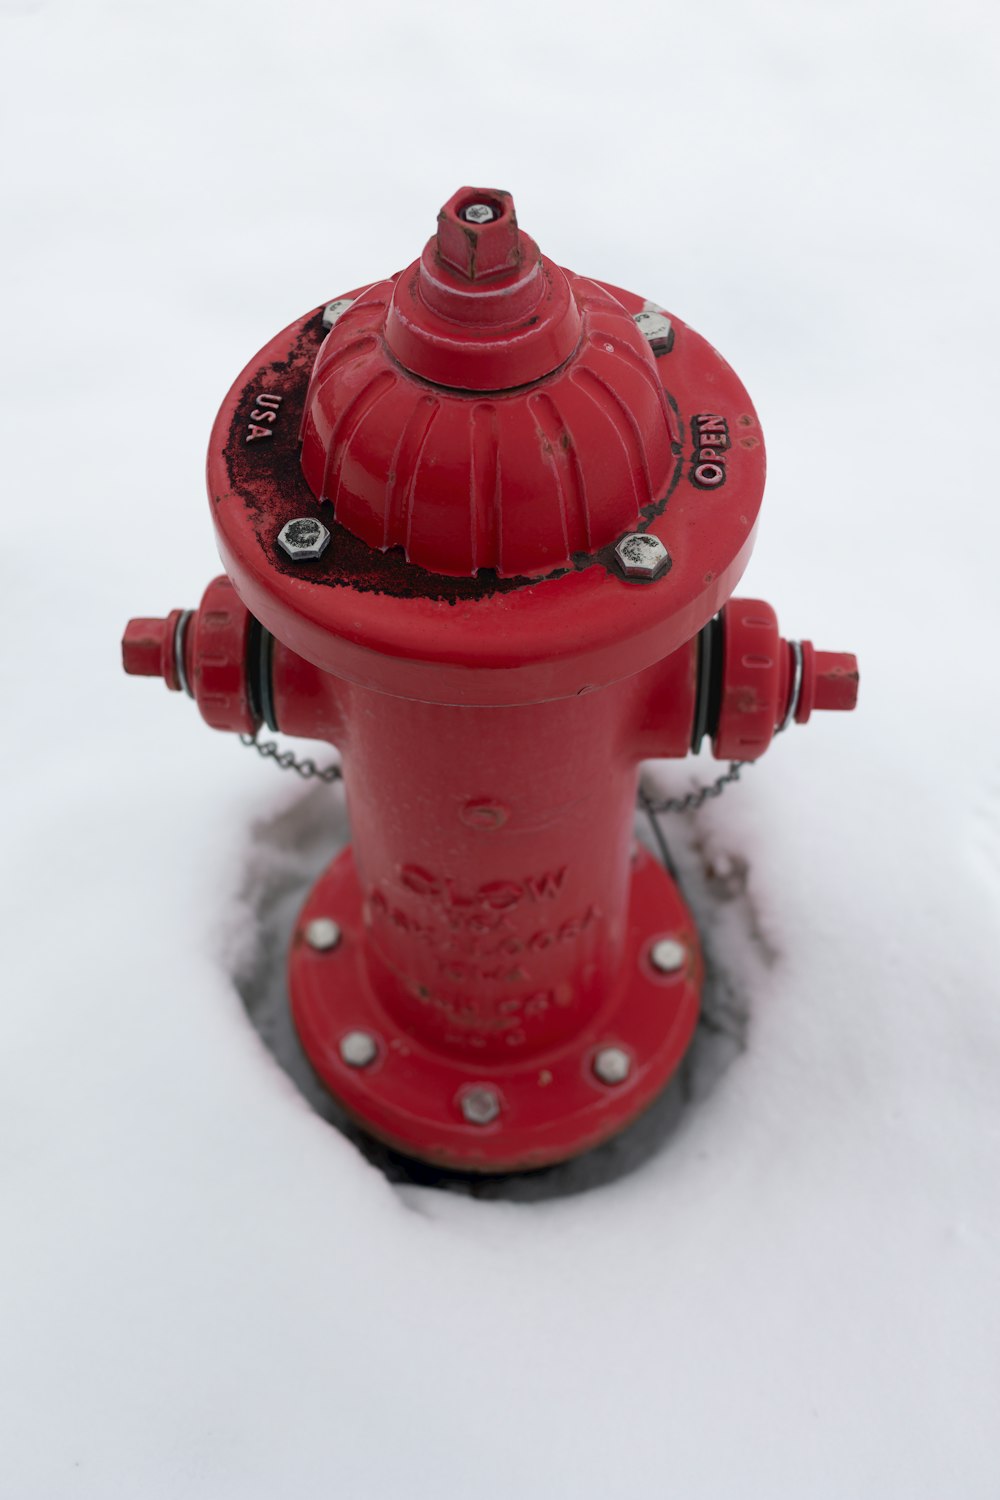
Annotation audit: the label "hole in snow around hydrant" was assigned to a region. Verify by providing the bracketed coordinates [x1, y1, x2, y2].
[228, 782, 773, 1201]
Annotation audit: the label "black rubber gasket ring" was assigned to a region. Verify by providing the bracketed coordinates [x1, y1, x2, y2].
[691, 613, 721, 752]
[246, 617, 278, 732]
[704, 612, 725, 747]
[259, 628, 278, 732]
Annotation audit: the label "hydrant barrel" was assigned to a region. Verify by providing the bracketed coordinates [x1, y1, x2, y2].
[288, 674, 666, 1061]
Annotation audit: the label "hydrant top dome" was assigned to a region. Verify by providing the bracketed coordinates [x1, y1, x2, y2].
[205, 184, 771, 702]
[297, 187, 678, 578]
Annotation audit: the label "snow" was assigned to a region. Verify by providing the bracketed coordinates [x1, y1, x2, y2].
[3, 0, 1000, 1494]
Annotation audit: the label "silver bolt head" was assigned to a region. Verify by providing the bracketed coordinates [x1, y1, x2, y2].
[304, 916, 341, 952]
[461, 202, 496, 224]
[339, 1030, 378, 1069]
[651, 937, 687, 974]
[322, 297, 355, 330]
[460, 1084, 501, 1126]
[633, 306, 673, 355]
[593, 1046, 632, 1086]
[614, 532, 670, 580]
[279, 517, 331, 562]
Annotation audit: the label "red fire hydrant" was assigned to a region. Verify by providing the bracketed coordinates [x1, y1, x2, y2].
[123, 188, 858, 1172]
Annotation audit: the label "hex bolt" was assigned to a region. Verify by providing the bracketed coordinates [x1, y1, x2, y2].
[633, 306, 673, 355]
[339, 1030, 378, 1069]
[305, 916, 342, 952]
[322, 297, 355, 330]
[460, 1085, 501, 1126]
[593, 1046, 632, 1086]
[650, 937, 687, 974]
[460, 202, 497, 224]
[614, 532, 670, 580]
[278, 517, 331, 562]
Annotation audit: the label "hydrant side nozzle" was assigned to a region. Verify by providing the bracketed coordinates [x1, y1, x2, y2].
[186, 576, 259, 735]
[711, 600, 860, 761]
[711, 600, 782, 761]
[122, 578, 262, 735]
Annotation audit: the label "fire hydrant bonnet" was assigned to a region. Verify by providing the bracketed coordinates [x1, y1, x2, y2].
[206, 191, 770, 703]
[299, 186, 675, 579]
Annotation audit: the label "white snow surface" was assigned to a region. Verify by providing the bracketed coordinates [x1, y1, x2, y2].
[3, 1, 1000, 1495]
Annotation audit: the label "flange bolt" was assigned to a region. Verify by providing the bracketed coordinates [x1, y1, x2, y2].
[633, 307, 673, 355]
[322, 297, 354, 330]
[339, 1031, 378, 1069]
[650, 937, 687, 974]
[614, 532, 670, 580]
[278, 517, 331, 562]
[593, 1046, 632, 1085]
[460, 1085, 501, 1125]
[305, 917, 341, 952]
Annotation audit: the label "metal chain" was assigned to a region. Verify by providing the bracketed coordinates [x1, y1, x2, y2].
[239, 731, 751, 808]
[642, 638, 803, 814]
[641, 760, 747, 815]
[238, 732, 342, 783]
[238, 727, 742, 811]
[236, 643, 804, 810]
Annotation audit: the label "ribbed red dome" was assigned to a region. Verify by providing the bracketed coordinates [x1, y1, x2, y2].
[298, 189, 676, 579]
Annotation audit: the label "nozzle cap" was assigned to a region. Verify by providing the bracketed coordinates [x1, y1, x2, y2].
[796, 644, 860, 723]
[121, 611, 186, 690]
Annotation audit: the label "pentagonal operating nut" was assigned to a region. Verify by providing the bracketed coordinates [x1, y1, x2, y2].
[278, 517, 331, 561]
[614, 531, 670, 580]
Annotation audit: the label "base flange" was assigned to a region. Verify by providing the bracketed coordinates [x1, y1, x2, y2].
[289, 845, 702, 1173]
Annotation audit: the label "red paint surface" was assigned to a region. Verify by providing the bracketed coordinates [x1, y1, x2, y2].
[121, 187, 859, 1171]
[278, 649, 696, 1065]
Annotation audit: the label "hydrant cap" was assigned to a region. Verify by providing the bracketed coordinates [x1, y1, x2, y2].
[384, 187, 581, 388]
[298, 188, 677, 578]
